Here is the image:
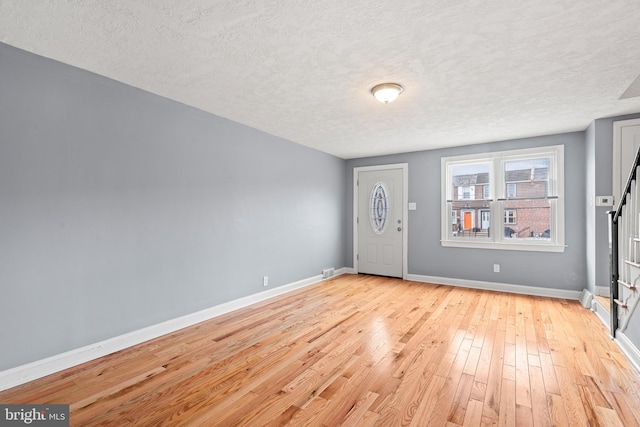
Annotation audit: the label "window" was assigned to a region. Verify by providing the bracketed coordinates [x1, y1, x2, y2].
[483, 184, 490, 199]
[441, 145, 564, 252]
[504, 209, 517, 224]
[458, 186, 473, 200]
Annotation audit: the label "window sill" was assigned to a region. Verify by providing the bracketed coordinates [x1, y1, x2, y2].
[441, 239, 566, 253]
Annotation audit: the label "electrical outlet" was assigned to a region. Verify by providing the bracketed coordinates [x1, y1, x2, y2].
[263, 276, 268, 287]
[493, 264, 500, 273]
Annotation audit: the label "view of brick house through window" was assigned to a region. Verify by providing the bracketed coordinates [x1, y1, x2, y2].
[451, 158, 551, 240]
[451, 162, 491, 238]
[442, 145, 563, 252]
[503, 158, 551, 239]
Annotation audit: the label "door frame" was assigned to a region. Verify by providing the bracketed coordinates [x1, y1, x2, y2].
[353, 163, 408, 279]
[480, 210, 490, 230]
[613, 118, 640, 209]
[461, 209, 475, 230]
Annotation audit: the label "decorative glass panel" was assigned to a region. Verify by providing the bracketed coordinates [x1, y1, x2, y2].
[370, 182, 389, 235]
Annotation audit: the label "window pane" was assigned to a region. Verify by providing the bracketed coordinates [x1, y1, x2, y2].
[449, 204, 492, 239]
[450, 163, 491, 239]
[504, 209, 516, 224]
[442, 145, 563, 251]
[504, 157, 549, 198]
[503, 200, 551, 240]
[451, 163, 490, 201]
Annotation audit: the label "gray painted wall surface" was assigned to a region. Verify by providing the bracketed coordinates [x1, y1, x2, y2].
[346, 132, 587, 291]
[2, 39, 639, 372]
[591, 114, 640, 292]
[0, 43, 346, 371]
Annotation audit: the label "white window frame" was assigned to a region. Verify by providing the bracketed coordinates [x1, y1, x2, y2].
[504, 209, 517, 224]
[441, 145, 565, 252]
[458, 186, 474, 200]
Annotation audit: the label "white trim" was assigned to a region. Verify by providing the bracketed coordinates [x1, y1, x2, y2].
[441, 240, 566, 253]
[441, 145, 565, 253]
[403, 278, 640, 374]
[613, 118, 640, 210]
[0, 269, 348, 392]
[579, 289, 593, 309]
[596, 285, 610, 297]
[405, 274, 581, 300]
[615, 331, 640, 374]
[592, 297, 611, 330]
[353, 163, 408, 279]
[588, 299, 640, 372]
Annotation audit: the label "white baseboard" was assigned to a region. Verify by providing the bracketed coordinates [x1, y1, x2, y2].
[592, 296, 611, 330]
[580, 289, 593, 309]
[574, 293, 640, 375]
[404, 276, 640, 371]
[596, 286, 610, 297]
[405, 274, 582, 300]
[615, 331, 640, 374]
[0, 269, 348, 392]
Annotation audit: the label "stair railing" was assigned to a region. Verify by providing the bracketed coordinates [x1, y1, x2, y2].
[609, 145, 640, 338]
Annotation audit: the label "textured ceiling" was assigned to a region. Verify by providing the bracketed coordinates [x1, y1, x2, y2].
[2, 1, 640, 159]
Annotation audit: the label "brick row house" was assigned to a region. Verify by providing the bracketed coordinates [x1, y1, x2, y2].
[451, 167, 551, 239]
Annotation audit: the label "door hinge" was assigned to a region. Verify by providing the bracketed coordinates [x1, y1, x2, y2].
[357, 254, 359, 261]
[357, 217, 359, 224]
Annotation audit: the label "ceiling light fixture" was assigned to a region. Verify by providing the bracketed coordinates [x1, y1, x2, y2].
[371, 83, 404, 104]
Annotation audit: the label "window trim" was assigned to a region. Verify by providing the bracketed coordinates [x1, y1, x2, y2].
[504, 209, 517, 225]
[441, 145, 565, 252]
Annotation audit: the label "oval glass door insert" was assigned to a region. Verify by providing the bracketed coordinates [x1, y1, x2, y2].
[370, 182, 389, 234]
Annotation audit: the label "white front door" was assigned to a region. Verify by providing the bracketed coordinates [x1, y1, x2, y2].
[357, 167, 405, 278]
[481, 210, 490, 229]
[613, 118, 640, 209]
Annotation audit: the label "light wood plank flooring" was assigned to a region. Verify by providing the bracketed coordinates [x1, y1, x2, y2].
[594, 295, 610, 310]
[2, 274, 640, 426]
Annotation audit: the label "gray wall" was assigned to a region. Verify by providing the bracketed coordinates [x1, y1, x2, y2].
[2, 39, 639, 372]
[591, 113, 640, 348]
[0, 43, 346, 371]
[590, 113, 640, 293]
[346, 132, 587, 291]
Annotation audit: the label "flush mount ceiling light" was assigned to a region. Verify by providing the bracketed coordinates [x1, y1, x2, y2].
[371, 83, 404, 104]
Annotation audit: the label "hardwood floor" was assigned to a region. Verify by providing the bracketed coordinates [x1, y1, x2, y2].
[2, 274, 640, 426]
[594, 295, 610, 309]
